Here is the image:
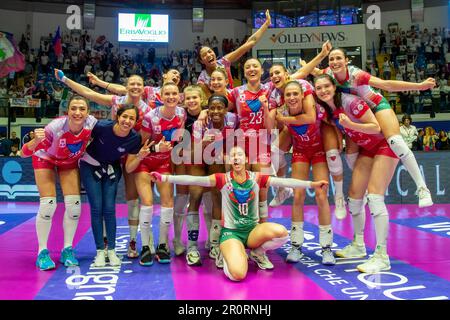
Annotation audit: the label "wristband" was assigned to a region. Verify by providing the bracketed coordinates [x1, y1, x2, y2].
[61, 76, 67, 83]
[106, 83, 110, 90]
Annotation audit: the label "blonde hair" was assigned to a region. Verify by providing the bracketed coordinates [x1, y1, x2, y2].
[183, 84, 207, 108]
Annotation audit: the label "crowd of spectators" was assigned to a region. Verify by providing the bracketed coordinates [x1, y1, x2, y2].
[400, 114, 450, 151]
[370, 24, 450, 117]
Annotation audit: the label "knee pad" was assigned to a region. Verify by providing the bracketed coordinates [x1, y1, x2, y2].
[127, 199, 139, 220]
[387, 135, 411, 159]
[347, 197, 364, 216]
[367, 194, 388, 217]
[139, 206, 153, 227]
[38, 197, 57, 220]
[261, 235, 289, 251]
[259, 201, 268, 219]
[326, 149, 343, 176]
[64, 195, 81, 220]
[345, 153, 359, 171]
[174, 194, 189, 216]
[160, 207, 174, 225]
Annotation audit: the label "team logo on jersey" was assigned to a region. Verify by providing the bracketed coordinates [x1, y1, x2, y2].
[153, 125, 161, 134]
[117, 147, 125, 153]
[246, 99, 261, 112]
[59, 139, 66, 148]
[66, 141, 83, 154]
[162, 127, 177, 141]
[291, 124, 308, 136]
[230, 188, 255, 216]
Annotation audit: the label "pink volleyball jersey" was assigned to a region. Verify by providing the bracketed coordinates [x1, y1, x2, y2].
[197, 57, 234, 89]
[192, 112, 239, 143]
[333, 93, 385, 150]
[268, 79, 314, 110]
[280, 103, 326, 151]
[324, 65, 384, 109]
[141, 106, 186, 145]
[111, 95, 151, 132]
[229, 83, 273, 134]
[33, 115, 97, 165]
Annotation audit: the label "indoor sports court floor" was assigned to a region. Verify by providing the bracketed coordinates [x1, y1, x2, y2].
[0, 202, 449, 300]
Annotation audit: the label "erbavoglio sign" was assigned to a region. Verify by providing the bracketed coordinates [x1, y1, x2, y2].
[118, 13, 169, 43]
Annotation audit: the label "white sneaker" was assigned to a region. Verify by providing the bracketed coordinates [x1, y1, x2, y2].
[173, 239, 186, 256]
[107, 250, 122, 266]
[417, 187, 433, 208]
[249, 250, 274, 270]
[286, 247, 303, 263]
[321, 247, 336, 265]
[186, 248, 202, 266]
[335, 242, 367, 258]
[209, 244, 220, 259]
[334, 196, 347, 220]
[269, 187, 293, 207]
[94, 250, 106, 267]
[215, 250, 224, 269]
[357, 252, 390, 273]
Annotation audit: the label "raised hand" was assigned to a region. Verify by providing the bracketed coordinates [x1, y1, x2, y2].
[320, 40, 332, 57]
[338, 113, 352, 128]
[87, 72, 99, 85]
[420, 78, 436, 91]
[259, 95, 269, 110]
[157, 136, 173, 153]
[137, 139, 154, 160]
[54, 69, 66, 82]
[264, 9, 272, 26]
[34, 128, 46, 144]
[311, 180, 329, 190]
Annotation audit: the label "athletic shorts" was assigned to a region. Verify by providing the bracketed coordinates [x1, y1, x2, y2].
[32, 155, 78, 171]
[360, 139, 398, 159]
[292, 143, 326, 165]
[373, 98, 392, 113]
[134, 153, 172, 174]
[220, 226, 255, 247]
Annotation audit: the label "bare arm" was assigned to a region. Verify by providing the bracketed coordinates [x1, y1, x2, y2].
[291, 41, 332, 79]
[369, 75, 436, 92]
[338, 112, 380, 135]
[224, 9, 271, 63]
[275, 96, 316, 126]
[55, 69, 114, 106]
[87, 72, 127, 95]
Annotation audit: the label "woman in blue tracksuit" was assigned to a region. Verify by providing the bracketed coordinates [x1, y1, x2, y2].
[79, 105, 143, 267]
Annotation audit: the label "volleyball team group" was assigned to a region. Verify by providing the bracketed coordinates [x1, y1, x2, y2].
[22, 11, 436, 281]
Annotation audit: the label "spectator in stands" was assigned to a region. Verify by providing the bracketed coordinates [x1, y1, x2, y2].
[416, 129, 424, 151]
[436, 130, 450, 150]
[379, 30, 386, 53]
[423, 126, 438, 151]
[9, 145, 21, 157]
[0, 133, 13, 156]
[0, 83, 7, 97]
[10, 131, 21, 148]
[412, 90, 423, 113]
[382, 57, 392, 80]
[211, 36, 219, 56]
[33, 84, 50, 118]
[431, 85, 441, 117]
[400, 114, 418, 150]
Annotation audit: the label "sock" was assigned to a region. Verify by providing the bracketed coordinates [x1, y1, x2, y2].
[127, 199, 139, 241]
[334, 180, 344, 199]
[159, 207, 174, 245]
[201, 192, 213, 244]
[139, 206, 153, 247]
[319, 224, 333, 248]
[259, 201, 268, 220]
[63, 195, 81, 249]
[290, 221, 304, 248]
[173, 194, 189, 243]
[368, 194, 389, 252]
[186, 211, 200, 250]
[210, 219, 222, 247]
[348, 197, 366, 245]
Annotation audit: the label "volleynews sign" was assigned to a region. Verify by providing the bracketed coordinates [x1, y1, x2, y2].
[253, 24, 366, 50]
[118, 13, 169, 43]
